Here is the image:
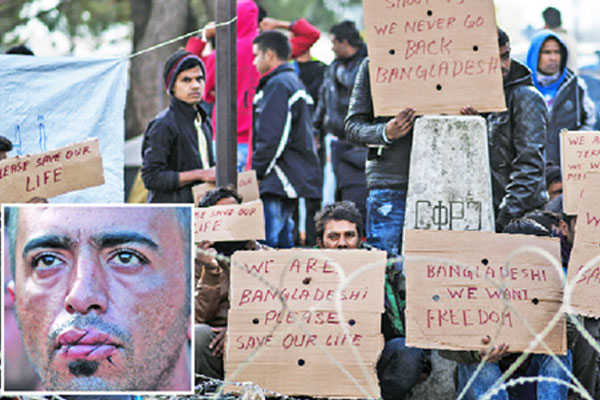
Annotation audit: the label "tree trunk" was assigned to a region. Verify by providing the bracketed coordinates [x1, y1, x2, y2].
[125, 0, 195, 139]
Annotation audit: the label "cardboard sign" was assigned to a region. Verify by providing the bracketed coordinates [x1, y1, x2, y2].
[362, 0, 505, 116]
[192, 170, 260, 206]
[226, 249, 386, 398]
[560, 130, 600, 214]
[0, 138, 104, 203]
[193, 199, 265, 242]
[404, 229, 566, 354]
[566, 172, 600, 317]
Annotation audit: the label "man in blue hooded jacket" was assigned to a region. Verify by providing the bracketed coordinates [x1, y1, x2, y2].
[526, 30, 595, 169]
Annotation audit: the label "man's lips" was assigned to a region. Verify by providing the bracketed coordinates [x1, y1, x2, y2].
[55, 328, 121, 361]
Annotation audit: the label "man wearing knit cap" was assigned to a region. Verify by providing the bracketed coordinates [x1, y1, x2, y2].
[141, 50, 216, 203]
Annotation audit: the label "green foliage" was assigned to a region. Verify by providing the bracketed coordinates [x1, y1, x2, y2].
[1, 0, 129, 48]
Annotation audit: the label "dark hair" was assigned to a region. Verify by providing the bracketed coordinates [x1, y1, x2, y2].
[0, 135, 13, 152]
[256, 1, 267, 23]
[330, 20, 363, 48]
[502, 218, 551, 237]
[314, 200, 364, 241]
[497, 27, 510, 48]
[543, 7, 562, 28]
[197, 185, 243, 207]
[524, 209, 560, 233]
[253, 30, 291, 61]
[546, 164, 561, 187]
[6, 44, 34, 55]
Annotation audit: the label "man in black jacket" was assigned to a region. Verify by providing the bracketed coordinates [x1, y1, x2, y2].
[141, 50, 216, 203]
[462, 28, 548, 231]
[314, 21, 369, 218]
[252, 30, 322, 248]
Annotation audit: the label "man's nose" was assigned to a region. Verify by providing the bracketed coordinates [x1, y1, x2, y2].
[65, 254, 108, 315]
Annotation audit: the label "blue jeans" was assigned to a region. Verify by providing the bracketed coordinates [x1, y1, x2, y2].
[366, 189, 406, 255]
[377, 338, 428, 400]
[457, 351, 572, 400]
[262, 195, 295, 248]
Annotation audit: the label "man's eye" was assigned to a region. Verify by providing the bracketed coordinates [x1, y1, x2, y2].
[32, 254, 63, 269]
[109, 250, 148, 268]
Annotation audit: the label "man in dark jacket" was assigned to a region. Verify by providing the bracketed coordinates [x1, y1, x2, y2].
[141, 50, 216, 203]
[314, 21, 369, 218]
[526, 30, 595, 169]
[462, 28, 548, 231]
[252, 30, 322, 248]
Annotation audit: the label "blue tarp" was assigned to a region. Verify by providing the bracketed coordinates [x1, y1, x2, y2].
[0, 55, 128, 203]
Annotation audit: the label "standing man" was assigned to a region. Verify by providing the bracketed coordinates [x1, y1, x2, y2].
[314, 201, 430, 400]
[542, 7, 578, 71]
[462, 28, 548, 231]
[526, 30, 595, 169]
[314, 21, 369, 217]
[251, 30, 322, 248]
[141, 50, 216, 203]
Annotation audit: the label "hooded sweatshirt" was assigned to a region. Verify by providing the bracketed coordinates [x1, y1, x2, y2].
[186, 0, 259, 145]
[526, 30, 568, 106]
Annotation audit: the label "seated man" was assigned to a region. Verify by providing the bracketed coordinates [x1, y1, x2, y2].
[194, 186, 265, 381]
[314, 201, 430, 400]
[446, 218, 573, 400]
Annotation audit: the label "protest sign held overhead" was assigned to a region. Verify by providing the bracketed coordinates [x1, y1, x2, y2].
[566, 172, 600, 317]
[560, 130, 600, 214]
[404, 229, 566, 355]
[362, 0, 506, 115]
[0, 55, 127, 203]
[0, 138, 104, 203]
[193, 170, 260, 205]
[194, 199, 265, 242]
[226, 249, 386, 398]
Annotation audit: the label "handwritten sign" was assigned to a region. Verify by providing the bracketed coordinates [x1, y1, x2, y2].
[193, 199, 265, 242]
[404, 229, 566, 354]
[0, 138, 104, 203]
[560, 130, 600, 214]
[362, 0, 505, 116]
[566, 172, 600, 317]
[192, 170, 260, 206]
[225, 249, 386, 398]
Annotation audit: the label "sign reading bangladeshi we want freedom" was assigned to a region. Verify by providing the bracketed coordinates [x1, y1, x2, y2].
[404, 229, 566, 355]
[560, 130, 600, 214]
[0, 138, 104, 203]
[362, 0, 506, 115]
[226, 249, 386, 398]
[566, 172, 600, 318]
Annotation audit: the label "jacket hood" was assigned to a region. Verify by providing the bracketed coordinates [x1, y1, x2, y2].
[526, 30, 568, 98]
[237, 0, 258, 38]
[504, 59, 534, 88]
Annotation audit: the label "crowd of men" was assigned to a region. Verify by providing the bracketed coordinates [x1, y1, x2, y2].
[2, 1, 599, 398]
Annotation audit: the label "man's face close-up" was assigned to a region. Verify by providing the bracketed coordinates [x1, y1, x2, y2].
[320, 219, 360, 249]
[538, 38, 562, 76]
[172, 65, 205, 106]
[10, 206, 191, 391]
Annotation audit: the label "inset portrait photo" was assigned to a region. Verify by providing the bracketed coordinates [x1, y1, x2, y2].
[2, 205, 193, 394]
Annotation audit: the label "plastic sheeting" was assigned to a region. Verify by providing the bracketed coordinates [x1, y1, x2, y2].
[0, 55, 128, 203]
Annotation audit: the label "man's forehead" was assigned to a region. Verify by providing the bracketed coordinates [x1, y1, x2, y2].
[542, 38, 560, 48]
[325, 219, 358, 232]
[176, 66, 202, 79]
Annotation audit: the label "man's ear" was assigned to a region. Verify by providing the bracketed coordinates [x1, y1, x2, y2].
[7, 280, 15, 302]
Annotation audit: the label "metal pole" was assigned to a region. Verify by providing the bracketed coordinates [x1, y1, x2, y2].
[215, 0, 237, 188]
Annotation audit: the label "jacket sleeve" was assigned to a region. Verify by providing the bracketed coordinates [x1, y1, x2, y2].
[497, 86, 548, 229]
[290, 18, 320, 59]
[141, 119, 180, 191]
[578, 80, 597, 131]
[185, 36, 207, 57]
[252, 81, 292, 178]
[312, 76, 327, 136]
[345, 58, 389, 147]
